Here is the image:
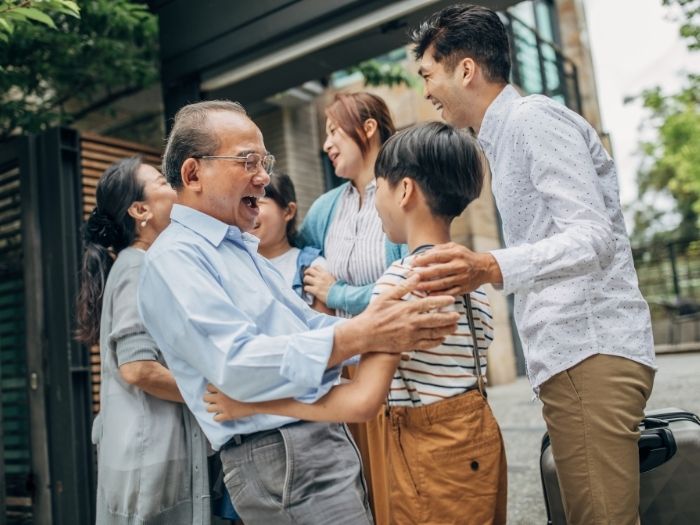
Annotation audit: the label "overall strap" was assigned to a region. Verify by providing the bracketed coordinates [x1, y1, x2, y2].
[462, 293, 487, 398]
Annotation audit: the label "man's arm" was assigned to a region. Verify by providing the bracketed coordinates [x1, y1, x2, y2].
[139, 245, 459, 403]
[204, 352, 400, 423]
[414, 104, 615, 295]
[328, 274, 460, 367]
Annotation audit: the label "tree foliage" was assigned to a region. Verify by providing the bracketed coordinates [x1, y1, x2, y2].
[663, 0, 700, 50]
[0, 0, 158, 140]
[0, 0, 79, 42]
[630, 0, 700, 242]
[347, 59, 416, 89]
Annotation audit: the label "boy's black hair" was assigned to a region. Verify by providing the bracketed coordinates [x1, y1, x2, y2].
[264, 172, 298, 245]
[411, 4, 510, 84]
[375, 121, 484, 220]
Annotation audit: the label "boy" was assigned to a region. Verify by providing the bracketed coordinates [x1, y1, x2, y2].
[205, 122, 507, 525]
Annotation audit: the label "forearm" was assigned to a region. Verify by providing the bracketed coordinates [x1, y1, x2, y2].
[119, 361, 184, 403]
[326, 281, 372, 315]
[242, 353, 399, 423]
[329, 317, 374, 366]
[491, 222, 614, 294]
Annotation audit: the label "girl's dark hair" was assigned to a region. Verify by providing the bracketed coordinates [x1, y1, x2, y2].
[375, 121, 485, 220]
[264, 172, 298, 245]
[325, 92, 396, 156]
[411, 4, 511, 84]
[75, 156, 145, 345]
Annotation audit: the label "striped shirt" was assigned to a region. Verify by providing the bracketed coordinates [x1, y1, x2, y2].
[371, 251, 494, 407]
[324, 180, 387, 318]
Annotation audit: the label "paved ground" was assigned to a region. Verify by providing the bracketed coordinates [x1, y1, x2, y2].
[488, 352, 700, 524]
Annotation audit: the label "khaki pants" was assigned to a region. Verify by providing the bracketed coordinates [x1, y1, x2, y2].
[386, 390, 507, 525]
[539, 354, 655, 525]
[344, 367, 391, 525]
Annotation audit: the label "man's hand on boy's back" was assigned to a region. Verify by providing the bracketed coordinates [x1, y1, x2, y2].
[411, 242, 503, 295]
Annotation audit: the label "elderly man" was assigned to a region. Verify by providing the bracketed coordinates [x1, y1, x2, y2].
[409, 5, 656, 525]
[137, 100, 459, 525]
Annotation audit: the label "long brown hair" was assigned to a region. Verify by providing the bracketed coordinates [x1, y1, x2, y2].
[325, 92, 396, 155]
[74, 157, 145, 345]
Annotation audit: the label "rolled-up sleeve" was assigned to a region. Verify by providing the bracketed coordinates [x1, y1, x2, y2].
[138, 244, 340, 403]
[490, 103, 615, 295]
[108, 263, 160, 367]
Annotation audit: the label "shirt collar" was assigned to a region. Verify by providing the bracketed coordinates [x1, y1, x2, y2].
[345, 178, 376, 195]
[477, 84, 521, 149]
[170, 204, 259, 249]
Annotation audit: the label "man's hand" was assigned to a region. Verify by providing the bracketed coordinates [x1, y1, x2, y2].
[411, 242, 503, 295]
[204, 384, 256, 422]
[331, 274, 461, 365]
[304, 266, 337, 304]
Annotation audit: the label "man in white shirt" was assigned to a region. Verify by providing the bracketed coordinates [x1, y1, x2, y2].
[409, 5, 656, 525]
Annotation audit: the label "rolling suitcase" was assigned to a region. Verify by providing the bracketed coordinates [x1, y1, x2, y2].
[540, 408, 700, 524]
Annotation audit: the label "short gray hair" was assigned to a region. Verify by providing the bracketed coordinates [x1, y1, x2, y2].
[162, 100, 247, 188]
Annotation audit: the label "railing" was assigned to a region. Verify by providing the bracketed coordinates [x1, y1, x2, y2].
[633, 239, 700, 348]
[501, 11, 583, 115]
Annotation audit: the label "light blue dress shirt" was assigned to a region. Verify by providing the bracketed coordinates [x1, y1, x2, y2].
[138, 204, 342, 450]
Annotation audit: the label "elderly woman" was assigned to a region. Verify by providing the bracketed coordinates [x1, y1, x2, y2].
[75, 157, 214, 524]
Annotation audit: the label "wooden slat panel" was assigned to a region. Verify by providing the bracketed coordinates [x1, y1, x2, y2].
[0, 160, 32, 522]
[80, 134, 162, 415]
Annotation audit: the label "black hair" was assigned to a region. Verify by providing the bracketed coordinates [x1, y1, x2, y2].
[162, 100, 247, 188]
[75, 156, 145, 345]
[375, 121, 484, 219]
[411, 4, 511, 83]
[264, 172, 298, 245]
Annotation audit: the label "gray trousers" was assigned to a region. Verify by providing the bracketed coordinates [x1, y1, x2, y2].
[220, 421, 374, 525]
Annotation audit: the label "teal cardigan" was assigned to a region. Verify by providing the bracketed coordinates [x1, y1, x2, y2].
[297, 182, 408, 315]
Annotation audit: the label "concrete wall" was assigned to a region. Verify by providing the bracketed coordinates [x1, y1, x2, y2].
[256, 104, 326, 220]
[555, 0, 604, 134]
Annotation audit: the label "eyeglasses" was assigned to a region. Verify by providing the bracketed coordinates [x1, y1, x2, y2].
[193, 152, 275, 174]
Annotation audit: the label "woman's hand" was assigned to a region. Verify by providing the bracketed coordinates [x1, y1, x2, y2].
[303, 266, 337, 304]
[204, 384, 256, 422]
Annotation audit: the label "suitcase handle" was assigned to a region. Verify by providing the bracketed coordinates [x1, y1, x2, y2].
[638, 427, 677, 473]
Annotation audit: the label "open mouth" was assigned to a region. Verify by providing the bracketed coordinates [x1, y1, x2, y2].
[242, 195, 259, 209]
[329, 152, 339, 166]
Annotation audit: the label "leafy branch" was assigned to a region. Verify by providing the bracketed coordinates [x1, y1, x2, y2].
[0, 0, 158, 140]
[0, 0, 79, 42]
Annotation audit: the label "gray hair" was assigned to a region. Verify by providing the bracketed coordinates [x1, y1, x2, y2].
[162, 100, 247, 188]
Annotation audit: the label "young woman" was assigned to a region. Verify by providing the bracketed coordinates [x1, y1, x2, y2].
[298, 92, 406, 316]
[75, 157, 217, 524]
[296, 92, 406, 524]
[253, 172, 329, 311]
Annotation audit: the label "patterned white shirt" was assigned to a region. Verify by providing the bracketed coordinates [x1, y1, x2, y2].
[372, 251, 493, 406]
[325, 180, 387, 318]
[479, 84, 655, 390]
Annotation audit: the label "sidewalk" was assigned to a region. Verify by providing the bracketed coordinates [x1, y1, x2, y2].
[488, 352, 700, 524]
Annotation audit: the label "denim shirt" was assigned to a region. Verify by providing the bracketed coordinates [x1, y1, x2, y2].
[138, 204, 343, 450]
[297, 181, 408, 314]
